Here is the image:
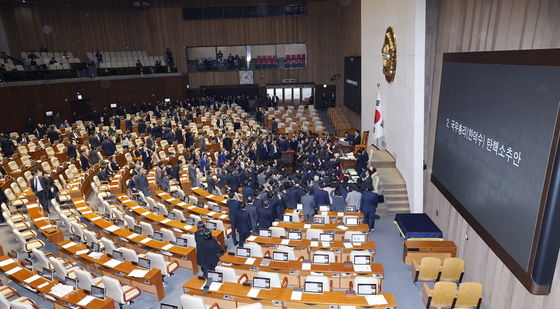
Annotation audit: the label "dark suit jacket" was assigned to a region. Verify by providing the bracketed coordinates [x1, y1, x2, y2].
[79, 155, 90, 171]
[313, 189, 330, 209]
[234, 210, 253, 237]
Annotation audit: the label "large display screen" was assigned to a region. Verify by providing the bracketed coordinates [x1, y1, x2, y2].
[343, 56, 361, 113]
[432, 50, 560, 294]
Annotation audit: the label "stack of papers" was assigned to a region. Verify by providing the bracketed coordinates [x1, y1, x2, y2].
[208, 282, 222, 291]
[50, 283, 73, 297]
[310, 241, 319, 247]
[127, 233, 139, 239]
[365, 295, 388, 305]
[24, 274, 41, 284]
[291, 291, 303, 300]
[162, 244, 174, 251]
[77, 296, 96, 306]
[247, 236, 257, 241]
[128, 269, 149, 278]
[5, 267, 23, 275]
[337, 225, 349, 230]
[247, 288, 260, 298]
[161, 219, 171, 224]
[88, 252, 103, 260]
[281, 239, 290, 245]
[244, 258, 256, 265]
[103, 259, 122, 268]
[75, 249, 89, 255]
[105, 225, 120, 232]
[301, 263, 312, 270]
[0, 259, 16, 267]
[353, 265, 372, 272]
[140, 238, 152, 244]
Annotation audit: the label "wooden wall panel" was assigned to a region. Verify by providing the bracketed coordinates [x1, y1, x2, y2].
[0, 0, 346, 88]
[425, 0, 560, 308]
[0, 75, 187, 132]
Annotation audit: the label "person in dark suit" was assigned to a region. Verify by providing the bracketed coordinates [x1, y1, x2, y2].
[133, 168, 151, 197]
[356, 149, 369, 175]
[244, 197, 258, 233]
[241, 181, 254, 202]
[235, 202, 253, 247]
[88, 134, 101, 149]
[222, 136, 233, 152]
[271, 118, 278, 134]
[301, 187, 315, 223]
[46, 126, 60, 144]
[79, 151, 90, 171]
[313, 182, 330, 210]
[67, 140, 78, 160]
[124, 119, 133, 132]
[101, 137, 116, 157]
[284, 182, 301, 209]
[30, 169, 52, 214]
[227, 192, 241, 245]
[0, 133, 15, 157]
[257, 199, 275, 229]
[195, 224, 223, 279]
[360, 185, 379, 231]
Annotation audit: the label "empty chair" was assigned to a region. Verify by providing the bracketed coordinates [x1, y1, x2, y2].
[171, 209, 186, 222]
[351, 276, 380, 294]
[140, 221, 154, 236]
[215, 266, 239, 283]
[3, 294, 40, 309]
[306, 228, 324, 240]
[304, 275, 331, 292]
[244, 242, 264, 258]
[255, 271, 286, 288]
[154, 202, 168, 216]
[350, 250, 373, 264]
[275, 245, 299, 261]
[101, 237, 119, 256]
[74, 268, 104, 292]
[49, 257, 80, 280]
[6, 220, 34, 239]
[145, 197, 157, 210]
[455, 282, 483, 309]
[440, 258, 465, 282]
[121, 247, 140, 264]
[32, 248, 53, 271]
[313, 214, 329, 224]
[413, 257, 441, 282]
[124, 215, 137, 229]
[4, 188, 28, 207]
[344, 231, 367, 242]
[146, 252, 178, 276]
[160, 228, 176, 243]
[101, 276, 141, 308]
[422, 281, 457, 309]
[270, 227, 286, 238]
[179, 234, 196, 247]
[179, 294, 219, 309]
[14, 230, 44, 255]
[189, 214, 202, 225]
[83, 229, 101, 247]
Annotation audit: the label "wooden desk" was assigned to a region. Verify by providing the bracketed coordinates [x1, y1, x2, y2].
[183, 277, 396, 309]
[271, 221, 370, 241]
[115, 194, 226, 247]
[403, 240, 457, 264]
[191, 187, 227, 204]
[0, 256, 115, 309]
[26, 203, 65, 243]
[71, 198, 198, 273]
[220, 254, 384, 290]
[245, 235, 375, 262]
[56, 239, 165, 300]
[155, 191, 231, 223]
[285, 209, 364, 219]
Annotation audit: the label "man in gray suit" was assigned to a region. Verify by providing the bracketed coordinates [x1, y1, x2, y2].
[301, 187, 315, 223]
[345, 184, 362, 209]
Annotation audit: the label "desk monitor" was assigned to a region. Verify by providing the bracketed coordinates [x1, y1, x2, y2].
[160, 304, 178, 309]
[91, 242, 101, 252]
[282, 214, 292, 222]
[116, 219, 124, 227]
[259, 229, 272, 238]
[45, 111, 53, 117]
[185, 217, 196, 225]
[312, 216, 325, 225]
[167, 212, 176, 220]
[288, 231, 302, 240]
[319, 206, 330, 212]
[70, 234, 81, 243]
[319, 233, 334, 242]
[304, 281, 324, 294]
[112, 250, 124, 261]
[236, 247, 251, 258]
[164, 98, 171, 103]
[206, 221, 217, 230]
[41, 267, 53, 280]
[344, 216, 359, 225]
[207, 271, 223, 283]
[357, 283, 377, 295]
[22, 258, 33, 268]
[153, 231, 163, 241]
[211, 204, 222, 212]
[252, 277, 271, 289]
[345, 205, 357, 212]
[110, 103, 117, 108]
[296, 204, 303, 210]
[177, 237, 189, 247]
[312, 253, 330, 264]
[353, 255, 371, 265]
[134, 225, 142, 234]
[91, 285, 105, 299]
[65, 276, 78, 289]
[197, 201, 204, 208]
[272, 251, 289, 262]
[138, 257, 151, 269]
[351, 233, 366, 244]
[7, 249, 17, 259]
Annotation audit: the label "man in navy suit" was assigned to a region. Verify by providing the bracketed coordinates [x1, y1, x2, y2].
[257, 199, 275, 229]
[241, 181, 254, 202]
[79, 151, 90, 171]
[284, 182, 301, 209]
[227, 192, 241, 245]
[235, 202, 253, 247]
[313, 182, 330, 211]
[360, 185, 379, 231]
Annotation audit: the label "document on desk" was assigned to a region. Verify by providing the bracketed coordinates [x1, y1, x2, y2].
[337, 212, 344, 217]
[244, 258, 256, 265]
[27, 204, 39, 209]
[272, 221, 279, 226]
[178, 202, 187, 207]
[341, 306, 357, 309]
[247, 288, 260, 298]
[162, 244, 174, 251]
[161, 218, 171, 224]
[353, 265, 371, 272]
[281, 239, 290, 245]
[185, 225, 193, 230]
[75, 249, 89, 256]
[247, 236, 257, 241]
[304, 224, 311, 229]
[33, 216, 46, 222]
[310, 241, 319, 247]
[187, 205, 196, 210]
[337, 225, 349, 230]
[24, 274, 41, 284]
[82, 210, 92, 215]
[209, 282, 222, 292]
[365, 295, 388, 305]
[140, 237, 152, 244]
[128, 269, 149, 278]
[127, 233, 139, 239]
[207, 211, 216, 216]
[5, 266, 23, 275]
[322, 242, 330, 248]
[291, 291, 303, 300]
[88, 252, 103, 260]
[77, 295, 96, 306]
[37, 282, 49, 289]
[0, 259, 16, 267]
[103, 259, 122, 268]
[343, 242, 354, 248]
[105, 225, 120, 232]
[219, 214, 228, 219]
[40, 224, 53, 230]
[301, 263, 312, 270]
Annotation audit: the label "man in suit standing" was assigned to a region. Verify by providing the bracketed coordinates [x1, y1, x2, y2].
[101, 137, 116, 157]
[356, 149, 369, 175]
[79, 151, 90, 171]
[0, 133, 15, 157]
[301, 187, 315, 223]
[345, 184, 362, 209]
[133, 168, 151, 197]
[257, 199, 275, 229]
[31, 169, 52, 214]
[227, 192, 241, 245]
[360, 185, 379, 231]
[67, 140, 78, 160]
[235, 202, 253, 247]
[313, 183, 330, 211]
